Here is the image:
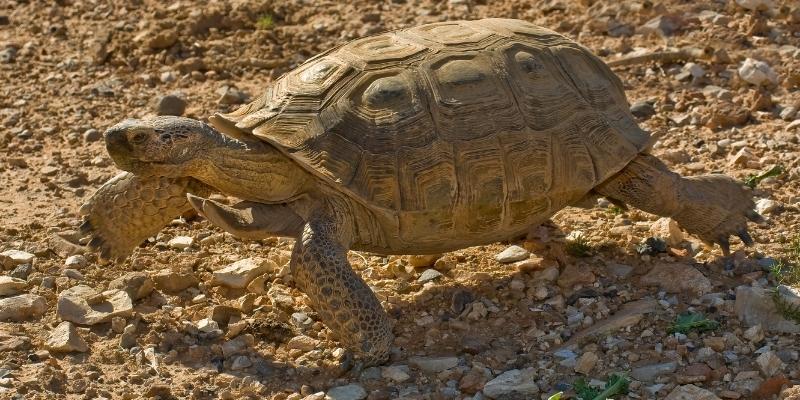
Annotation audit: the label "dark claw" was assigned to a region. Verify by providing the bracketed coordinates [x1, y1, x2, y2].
[737, 229, 754, 246]
[88, 236, 104, 250]
[100, 246, 112, 261]
[746, 210, 764, 222]
[718, 237, 731, 256]
[79, 219, 93, 235]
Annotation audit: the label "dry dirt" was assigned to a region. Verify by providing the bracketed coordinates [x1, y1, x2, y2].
[1, 0, 800, 399]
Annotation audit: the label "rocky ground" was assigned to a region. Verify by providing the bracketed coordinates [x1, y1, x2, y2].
[1, 0, 800, 399]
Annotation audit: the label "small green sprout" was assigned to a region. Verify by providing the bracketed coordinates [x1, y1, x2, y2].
[574, 374, 630, 400]
[743, 164, 784, 189]
[566, 233, 593, 257]
[668, 312, 719, 334]
[256, 14, 274, 30]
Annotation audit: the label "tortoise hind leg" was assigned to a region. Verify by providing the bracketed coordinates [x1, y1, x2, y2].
[291, 217, 393, 366]
[595, 154, 758, 255]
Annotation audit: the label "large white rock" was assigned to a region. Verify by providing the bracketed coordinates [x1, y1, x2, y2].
[494, 245, 529, 263]
[649, 217, 685, 247]
[211, 258, 275, 288]
[738, 58, 778, 86]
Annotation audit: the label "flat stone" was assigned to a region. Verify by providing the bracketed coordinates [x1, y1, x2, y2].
[0, 294, 47, 321]
[407, 254, 441, 268]
[211, 258, 274, 288]
[56, 285, 133, 325]
[408, 356, 459, 373]
[0, 250, 34, 268]
[45, 321, 88, 353]
[641, 263, 712, 295]
[483, 368, 540, 399]
[230, 355, 251, 370]
[168, 236, 193, 250]
[558, 263, 596, 289]
[0, 333, 30, 352]
[630, 100, 656, 119]
[109, 272, 154, 300]
[382, 365, 411, 382]
[756, 351, 784, 377]
[605, 262, 634, 279]
[325, 384, 367, 400]
[494, 245, 529, 263]
[152, 270, 199, 294]
[735, 285, 800, 333]
[563, 299, 658, 347]
[287, 335, 319, 351]
[665, 384, 722, 400]
[216, 85, 249, 106]
[64, 255, 87, 268]
[417, 269, 443, 283]
[631, 361, 678, 382]
[0, 276, 26, 296]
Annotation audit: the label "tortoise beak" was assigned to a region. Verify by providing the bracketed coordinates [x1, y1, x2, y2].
[104, 120, 138, 171]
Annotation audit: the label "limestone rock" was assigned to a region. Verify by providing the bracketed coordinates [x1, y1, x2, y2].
[0, 250, 34, 268]
[738, 58, 778, 86]
[650, 217, 685, 247]
[0, 294, 47, 321]
[665, 384, 722, 400]
[325, 384, 366, 400]
[735, 285, 800, 333]
[152, 270, 199, 294]
[483, 368, 540, 399]
[46, 321, 88, 353]
[494, 245, 529, 263]
[641, 263, 712, 295]
[0, 276, 26, 296]
[56, 285, 133, 325]
[211, 258, 274, 288]
[408, 356, 459, 373]
[109, 272, 154, 300]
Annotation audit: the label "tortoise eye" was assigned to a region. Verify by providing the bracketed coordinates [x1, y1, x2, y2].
[131, 131, 148, 144]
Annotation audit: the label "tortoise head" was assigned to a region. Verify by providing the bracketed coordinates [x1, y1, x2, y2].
[104, 116, 221, 177]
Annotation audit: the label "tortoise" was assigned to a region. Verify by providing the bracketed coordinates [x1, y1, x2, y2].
[79, 18, 759, 366]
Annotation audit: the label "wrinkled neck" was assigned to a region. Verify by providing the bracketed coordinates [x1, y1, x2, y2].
[194, 136, 308, 203]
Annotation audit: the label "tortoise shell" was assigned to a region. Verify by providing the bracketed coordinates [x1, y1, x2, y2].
[211, 18, 651, 251]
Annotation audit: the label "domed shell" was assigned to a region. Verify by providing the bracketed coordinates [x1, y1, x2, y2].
[211, 18, 651, 249]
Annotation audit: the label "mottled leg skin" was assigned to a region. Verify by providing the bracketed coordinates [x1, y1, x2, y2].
[186, 194, 304, 239]
[596, 154, 759, 255]
[290, 218, 393, 367]
[79, 172, 211, 261]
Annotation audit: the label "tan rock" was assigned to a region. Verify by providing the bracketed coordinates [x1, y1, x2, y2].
[0, 294, 47, 321]
[56, 285, 133, 325]
[46, 321, 88, 353]
[640, 263, 712, 295]
[0, 276, 26, 296]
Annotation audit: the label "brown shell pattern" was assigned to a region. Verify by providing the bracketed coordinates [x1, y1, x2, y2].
[215, 18, 650, 244]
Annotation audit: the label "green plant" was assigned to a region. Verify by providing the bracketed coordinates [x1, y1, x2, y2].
[743, 164, 784, 189]
[574, 374, 630, 400]
[769, 235, 800, 324]
[256, 14, 274, 30]
[547, 392, 563, 400]
[668, 312, 719, 334]
[566, 233, 593, 257]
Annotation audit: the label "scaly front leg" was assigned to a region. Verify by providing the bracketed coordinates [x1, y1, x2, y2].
[291, 217, 393, 366]
[79, 172, 211, 261]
